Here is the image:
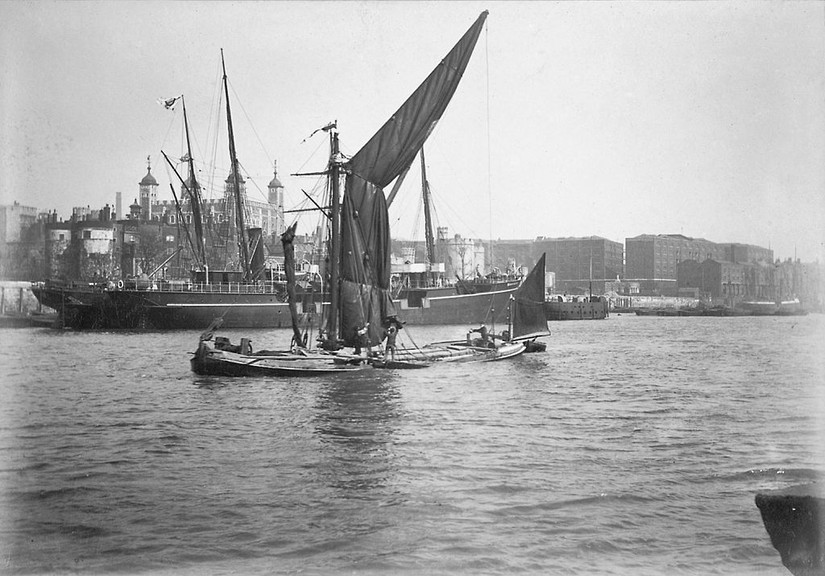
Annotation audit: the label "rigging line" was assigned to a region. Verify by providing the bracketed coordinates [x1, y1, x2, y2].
[235, 160, 269, 204]
[397, 321, 424, 353]
[158, 108, 178, 156]
[206, 70, 223, 203]
[428, 189, 442, 235]
[429, 184, 483, 240]
[200, 61, 223, 202]
[295, 134, 330, 175]
[484, 17, 494, 272]
[409, 194, 423, 247]
[225, 76, 274, 168]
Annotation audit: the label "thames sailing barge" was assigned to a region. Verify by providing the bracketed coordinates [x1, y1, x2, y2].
[191, 11, 551, 376]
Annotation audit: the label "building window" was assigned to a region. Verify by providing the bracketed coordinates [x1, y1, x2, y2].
[58, 233, 65, 241]
[83, 230, 91, 239]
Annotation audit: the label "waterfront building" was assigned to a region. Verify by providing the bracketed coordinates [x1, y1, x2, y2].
[725, 242, 773, 265]
[745, 260, 775, 302]
[44, 221, 73, 280]
[533, 236, 623, 295]
[436, 227, 486, 280]
[487, 239, 534, 275]
[625, 234, 725, 296]
[0, 202, 38, 244]
[76, 220, 118, 281]
[44, 207, 120, 282]
[0, 202, 45, 280]
[774, 258, 819, 305]
[675, 256, 822, 308]
[677, 259, 748, 305]
[125, 158, 286, 243]
[796, 261, 825, 311]
[118, 218, 182, 279]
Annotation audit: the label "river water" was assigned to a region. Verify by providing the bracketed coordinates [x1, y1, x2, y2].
[1, 314, 823, 575]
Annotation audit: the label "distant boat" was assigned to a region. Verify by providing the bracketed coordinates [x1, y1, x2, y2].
[738, 298, 808, 316]
[107, 54, 292, 330]
[192, 12, 519, 376]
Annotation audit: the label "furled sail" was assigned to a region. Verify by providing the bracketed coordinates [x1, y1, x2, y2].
[247, 227, 265, 280]
[510, 253, 551, 342]
[280, 223, 305, 348]
[339, 11, 488, 347]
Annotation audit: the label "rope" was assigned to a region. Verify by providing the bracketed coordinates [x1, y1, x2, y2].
[398, 322, 424, 353]
[229, 78, 274, 171]
[485, 18, 494, 272]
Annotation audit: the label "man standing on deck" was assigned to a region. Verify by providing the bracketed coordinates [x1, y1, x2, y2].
[384, 316, 403, 360]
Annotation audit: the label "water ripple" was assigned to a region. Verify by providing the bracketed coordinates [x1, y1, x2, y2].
[0, 316, 822, 574]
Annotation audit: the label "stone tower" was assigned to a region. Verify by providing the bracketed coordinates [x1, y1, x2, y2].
[139, 156, 158, 221]
[268, 161, 285, 236]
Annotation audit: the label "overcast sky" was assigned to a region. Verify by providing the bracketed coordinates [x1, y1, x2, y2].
[2, 1, 823, 261]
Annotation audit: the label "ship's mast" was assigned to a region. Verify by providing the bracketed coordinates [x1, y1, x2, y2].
[328, 128, 341, 342]
[181, 95, 206, 268]
[420, 147, 436, 279]
[221, 49, 251, 281]
[161, 151, 201, 269]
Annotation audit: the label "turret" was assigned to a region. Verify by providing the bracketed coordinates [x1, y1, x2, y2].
[267, 160, 286, 236]
[129, 198, 142, 220]
[268, 161, 284, 207]
[139, 155, 158, 221]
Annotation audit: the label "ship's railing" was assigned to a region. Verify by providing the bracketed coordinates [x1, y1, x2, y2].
[117, 281, 285, 295]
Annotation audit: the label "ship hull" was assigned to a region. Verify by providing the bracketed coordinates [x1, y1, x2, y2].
[31, 282, 120, 329]
[107, 290, 312, 330]
[34, 282, 542, 330]
[128, 286, 523, 329]
[191, 342, 365, 377]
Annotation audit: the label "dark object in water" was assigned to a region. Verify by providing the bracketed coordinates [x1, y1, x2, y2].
[524, 340, 547, 353]
[755, 483, 824, 576]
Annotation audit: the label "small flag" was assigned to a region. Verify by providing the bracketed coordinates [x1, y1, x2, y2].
[301, 120, 337, 143]
[157, 95, 182, 110]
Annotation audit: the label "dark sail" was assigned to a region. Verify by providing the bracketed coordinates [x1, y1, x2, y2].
[339, 11, 488, 347]
[247, 227, 265, 280]
[510, 253, 551, 342]
[347, 11, 488, 189]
